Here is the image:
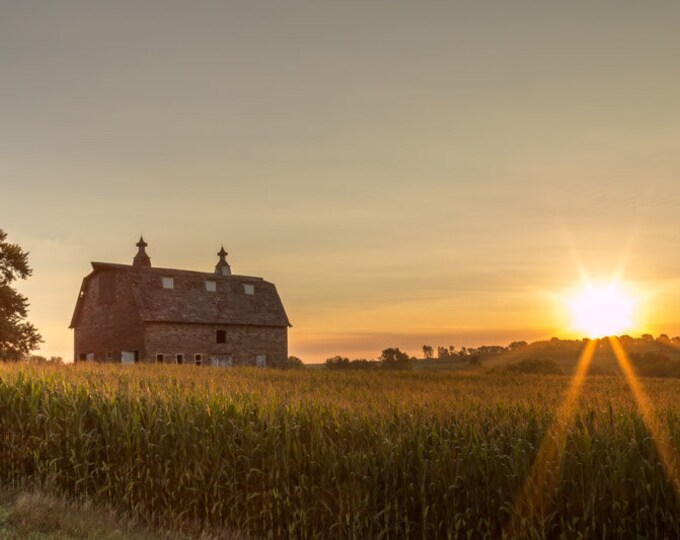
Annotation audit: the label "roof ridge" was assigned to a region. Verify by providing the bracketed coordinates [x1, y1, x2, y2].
[90, 262, 265, 281]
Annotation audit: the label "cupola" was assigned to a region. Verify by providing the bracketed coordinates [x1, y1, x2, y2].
[132, 236, 151, 268]
[215, 246, 231, 275]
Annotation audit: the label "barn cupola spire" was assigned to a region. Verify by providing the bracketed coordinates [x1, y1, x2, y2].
[215, 246, 231, 276]
[133, 236, 151, 268]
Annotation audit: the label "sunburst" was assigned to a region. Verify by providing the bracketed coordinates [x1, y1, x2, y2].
[567, 280, 637, 338]
[508, 274, 680, 534]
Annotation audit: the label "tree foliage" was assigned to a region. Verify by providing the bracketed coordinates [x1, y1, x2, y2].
[379, 348, 414, 370]
[0, 229, 42, 360]
[284, 356, 305, 369]
[325, 356, 377, 370]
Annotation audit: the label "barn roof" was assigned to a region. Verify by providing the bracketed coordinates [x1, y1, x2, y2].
[70, 263, 291, 328]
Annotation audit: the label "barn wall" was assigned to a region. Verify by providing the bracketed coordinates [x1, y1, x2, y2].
[73, 270, 146, 362]
[144, 322, 288, 367]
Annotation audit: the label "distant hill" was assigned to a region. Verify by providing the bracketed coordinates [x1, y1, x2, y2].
[416, 336, 680, 376]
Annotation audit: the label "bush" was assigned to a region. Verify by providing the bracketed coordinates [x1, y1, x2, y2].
[503, 358, 564, 375]
[284, 356, 305, 369]
[378, 348, 414, 371]
[325, 356, 377, 370]
[630, 352, 680, 378]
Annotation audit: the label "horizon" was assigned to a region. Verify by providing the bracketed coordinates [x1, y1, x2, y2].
[4, 2, 680, 362]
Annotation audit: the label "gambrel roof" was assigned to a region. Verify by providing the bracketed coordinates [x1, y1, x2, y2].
[70, 262, 291, 329]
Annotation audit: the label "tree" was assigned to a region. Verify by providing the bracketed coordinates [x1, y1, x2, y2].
[325, 356, 377, 370]
[422, 345, 433, 359]
[284, 356, 305, 369]
[508, 340, 528, 351]
[657, 334, 671, 345]
[325, 355, 351, 370]
[379, 348, 414, 370]
[0, 229, 42, 360]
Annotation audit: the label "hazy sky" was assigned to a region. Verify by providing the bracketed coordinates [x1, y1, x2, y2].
[3, 2, 680, 362]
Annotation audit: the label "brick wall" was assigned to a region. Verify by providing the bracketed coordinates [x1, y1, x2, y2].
[144, 322, 288, 367]
[73, 270, 146, 361]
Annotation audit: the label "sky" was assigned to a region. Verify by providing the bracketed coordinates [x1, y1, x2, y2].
[2, 2, 680, 362]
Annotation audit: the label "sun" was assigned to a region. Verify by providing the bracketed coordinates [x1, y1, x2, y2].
[567, 281, 637, 338]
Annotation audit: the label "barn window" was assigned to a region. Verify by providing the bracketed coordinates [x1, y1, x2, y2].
[216, 330, 226, 344]
[256, 354, 267, 367]
[86, 353, 95, 362]
[106, 352, 112, 361]
[176, 354, 184, 365]
[78, 353, 86, 362]
[243, 283, 255, 295]
[205, 280, 216, 292]
[161, 277, 174, 289]
[194, 354, 202, 366]
[156, 354, 164, 363]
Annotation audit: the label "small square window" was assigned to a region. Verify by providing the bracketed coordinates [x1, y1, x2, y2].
[106, 352, 112, 361]
[205, 280, 216, 292]
[216, 330, 226, 344]
[194, 354, 202, 366]
[176, 354, 184, 365]
[162, 277, 174, 289]
[243, 283, 255, 295]
[156, 354, 164, 363]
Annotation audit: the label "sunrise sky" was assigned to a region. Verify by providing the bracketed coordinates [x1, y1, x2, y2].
[3, 2, 680, 362]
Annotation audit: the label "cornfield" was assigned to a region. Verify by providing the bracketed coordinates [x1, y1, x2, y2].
[1, 363, 680, 538]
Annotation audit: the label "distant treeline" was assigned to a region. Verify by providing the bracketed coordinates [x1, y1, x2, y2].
[20, 355, 63, 364]
[426, 334, 680, 359]
[325, 334, 680, 374]
[326, 348, 416, 371]
[422, 343, 523, 361]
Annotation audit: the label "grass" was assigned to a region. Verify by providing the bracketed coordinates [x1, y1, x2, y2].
[0, 487, 157, 539]
[0, 363, 680, 537]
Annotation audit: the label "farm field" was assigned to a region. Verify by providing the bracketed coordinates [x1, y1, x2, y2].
[1, 363, 680, 538]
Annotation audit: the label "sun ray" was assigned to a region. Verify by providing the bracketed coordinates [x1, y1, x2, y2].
[506, 339, 597, 534]
[608, 336, 680, 501]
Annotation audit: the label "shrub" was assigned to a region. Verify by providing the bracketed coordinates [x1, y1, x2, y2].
[504, 358, 564, 375]
[378, 348, 414, 370]
[284, 356, 305, 369]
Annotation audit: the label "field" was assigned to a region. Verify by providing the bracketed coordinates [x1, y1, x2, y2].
[1, 363, 680, 538]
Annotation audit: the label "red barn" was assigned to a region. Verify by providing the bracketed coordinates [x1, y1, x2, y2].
[70, 238, 290, 366]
